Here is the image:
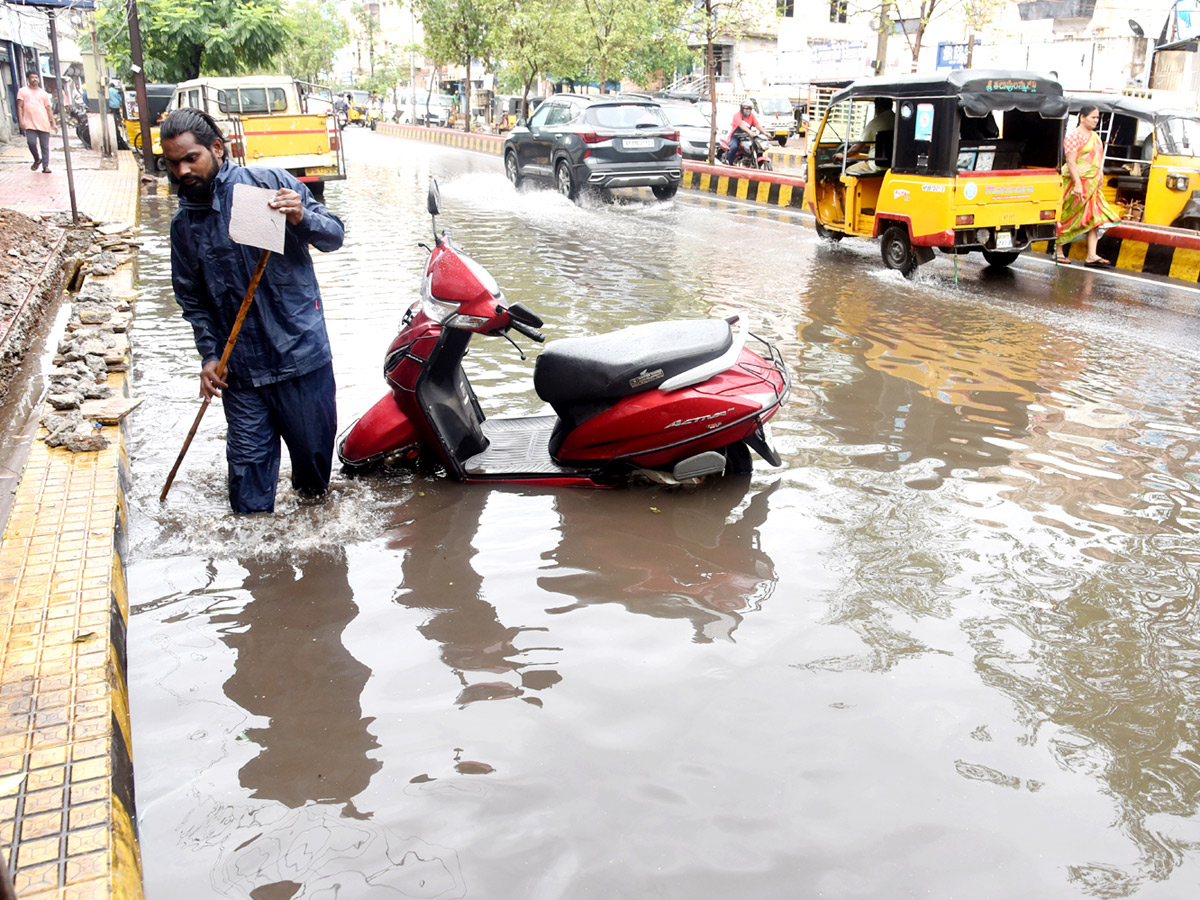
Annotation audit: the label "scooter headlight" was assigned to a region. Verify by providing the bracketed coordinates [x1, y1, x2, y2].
[420, 291, 460, 323]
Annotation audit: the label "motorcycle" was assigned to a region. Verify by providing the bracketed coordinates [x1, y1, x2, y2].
[67, 102, 91, 149]
[720, 128, 773, 171]
[337, 180, 790, 487]
[335, 105, 349, 130]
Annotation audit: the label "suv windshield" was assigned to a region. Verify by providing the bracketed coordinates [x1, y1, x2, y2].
[586, 104, 667, 129]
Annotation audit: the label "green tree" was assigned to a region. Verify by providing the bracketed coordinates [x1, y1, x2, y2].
[279, 0, 351, 84]
[415, 0, 497, 132]
[578, 0, 651, 91]
[492, 0, 585, 114]
[686, 0, 774, 161]
[351, 1, 382, 76]
[623, 0, 695, 89]
[94, 0, 288, 82]
[365, 46, 409, 109]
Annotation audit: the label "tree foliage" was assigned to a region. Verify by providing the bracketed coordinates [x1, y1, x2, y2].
[279, 1, 351, 85]
[491, 0, 585, 111]
[414, 0, 497, 131]
[94, 0, 289, 83]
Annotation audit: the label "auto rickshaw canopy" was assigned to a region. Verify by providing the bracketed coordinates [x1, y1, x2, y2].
[829, 69, 1068, 118]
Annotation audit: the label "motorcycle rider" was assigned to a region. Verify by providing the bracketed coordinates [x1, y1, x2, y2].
[726, 101, 761, 166]
[333, 92, 350, 129]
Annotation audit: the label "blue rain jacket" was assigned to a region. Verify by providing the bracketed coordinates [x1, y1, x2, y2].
[170, 161, 345, 389]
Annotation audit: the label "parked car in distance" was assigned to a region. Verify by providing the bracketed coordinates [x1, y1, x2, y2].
[659, 100, 714, 161]
[503, 93, 683, 201]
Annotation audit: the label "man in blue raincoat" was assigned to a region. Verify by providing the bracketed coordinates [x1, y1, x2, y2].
[161, 107, 346, 514]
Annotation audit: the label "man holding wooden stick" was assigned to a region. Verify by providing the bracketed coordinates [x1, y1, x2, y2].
[161, 108, 345, 513]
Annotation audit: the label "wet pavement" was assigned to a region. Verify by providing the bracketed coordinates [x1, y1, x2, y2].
[127, 128, 1200, 899]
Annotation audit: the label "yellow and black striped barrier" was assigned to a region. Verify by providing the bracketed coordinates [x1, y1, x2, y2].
[1032, 221, 1200, 282]
[376, 122, 503, 156]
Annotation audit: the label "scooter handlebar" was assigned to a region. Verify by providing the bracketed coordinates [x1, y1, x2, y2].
[510, 319, 545, 343]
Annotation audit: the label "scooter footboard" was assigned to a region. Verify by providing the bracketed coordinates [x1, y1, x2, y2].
[337, 393, 421, 468]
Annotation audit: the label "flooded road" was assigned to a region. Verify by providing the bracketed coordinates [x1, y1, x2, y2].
[127, 129, 1200, 899]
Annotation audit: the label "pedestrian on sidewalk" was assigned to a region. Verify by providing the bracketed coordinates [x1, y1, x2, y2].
[108, 80, 130, 150]
[161, 108, 346, 514]
[17, 72, 54, 173]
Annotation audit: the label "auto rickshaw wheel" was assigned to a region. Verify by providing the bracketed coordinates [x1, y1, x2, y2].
[981, 249, 1020, 268]
[776, 136, 787, 147]
[814, 221, 843, 242]
[880, 225, 918, 276]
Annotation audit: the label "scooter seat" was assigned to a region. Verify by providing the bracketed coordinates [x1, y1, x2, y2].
[534, 319, 733, 405]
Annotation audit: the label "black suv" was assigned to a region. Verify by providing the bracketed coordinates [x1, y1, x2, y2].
[503, 94, 683, 201]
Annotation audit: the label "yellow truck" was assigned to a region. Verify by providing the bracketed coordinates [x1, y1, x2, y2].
[158, 76, 346, 200]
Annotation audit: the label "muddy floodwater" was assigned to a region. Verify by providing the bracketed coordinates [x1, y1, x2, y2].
[126, 132, 1200, 899]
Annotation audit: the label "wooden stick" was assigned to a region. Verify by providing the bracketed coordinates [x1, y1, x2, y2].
[160, 248, 271, 502]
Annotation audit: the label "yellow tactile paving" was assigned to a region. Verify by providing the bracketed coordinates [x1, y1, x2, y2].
[0, 419, 142, 899]
[1, 139, 144, 897]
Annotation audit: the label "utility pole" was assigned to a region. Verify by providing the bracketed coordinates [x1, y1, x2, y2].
[125, 0, 155, 172]
[48, 11, 80, 223]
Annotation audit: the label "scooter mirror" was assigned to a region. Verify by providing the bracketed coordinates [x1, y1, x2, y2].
[427, 180, 442, 216]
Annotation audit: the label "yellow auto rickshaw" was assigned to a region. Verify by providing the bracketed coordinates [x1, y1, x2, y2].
[805, 70, 1067, 275]
[1067, 93, 1200, 230]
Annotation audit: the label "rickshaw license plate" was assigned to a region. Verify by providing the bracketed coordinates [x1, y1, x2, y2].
[996, 232, 1013, 249]
[306, 166, 340, 176]
[623, 138, 654, 149]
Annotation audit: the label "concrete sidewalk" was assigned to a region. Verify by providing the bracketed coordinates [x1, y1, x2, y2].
[1, 132, 139, 230]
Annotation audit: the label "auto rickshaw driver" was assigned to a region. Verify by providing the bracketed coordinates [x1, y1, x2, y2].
[836, 98, 895, 175]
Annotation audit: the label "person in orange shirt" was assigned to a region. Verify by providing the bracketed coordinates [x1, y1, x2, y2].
[17, 72, 54, 173]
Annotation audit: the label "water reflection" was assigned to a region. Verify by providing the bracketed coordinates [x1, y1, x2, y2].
[386, 485, 562, 708]
[212, 549, 381, 818]
[541, 479, 778, 643]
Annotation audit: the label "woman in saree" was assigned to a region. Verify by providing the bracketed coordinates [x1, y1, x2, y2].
[1058, 105, 1120, 267]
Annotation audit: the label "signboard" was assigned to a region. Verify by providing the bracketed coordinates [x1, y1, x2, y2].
[809, 41, 871, 79]
[7, 0, 96, 9]
[936, 42, 979, 70]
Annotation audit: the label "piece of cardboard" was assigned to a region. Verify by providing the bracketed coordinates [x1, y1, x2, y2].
[228, 183, 287, 253]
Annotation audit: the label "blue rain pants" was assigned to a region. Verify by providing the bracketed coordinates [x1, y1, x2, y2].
[222, 362, 337, 513]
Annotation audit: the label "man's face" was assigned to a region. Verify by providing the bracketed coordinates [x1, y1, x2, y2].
[27, 74, 40, 89]
[742, 106, 752, 115]
[162, 132, 223, 202]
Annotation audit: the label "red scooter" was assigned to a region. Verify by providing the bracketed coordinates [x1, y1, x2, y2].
[337, 181, 789, 486]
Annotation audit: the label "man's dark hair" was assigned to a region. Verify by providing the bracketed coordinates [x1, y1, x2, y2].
[160, 107, 226, 150]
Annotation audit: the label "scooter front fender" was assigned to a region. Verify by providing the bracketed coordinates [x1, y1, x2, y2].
[337, 393, 421, 469]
